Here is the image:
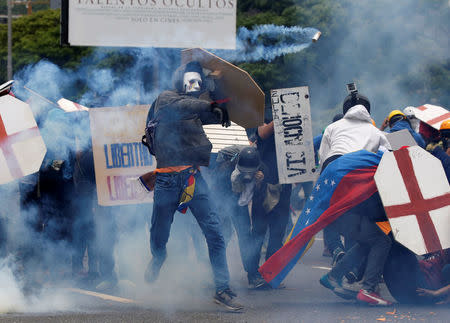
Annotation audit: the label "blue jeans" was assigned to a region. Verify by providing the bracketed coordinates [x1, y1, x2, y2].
[150, 169, 230, 292]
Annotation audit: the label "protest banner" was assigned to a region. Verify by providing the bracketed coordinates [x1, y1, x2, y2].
[89, 105, 155, 206]
[270, 86, 316, 184]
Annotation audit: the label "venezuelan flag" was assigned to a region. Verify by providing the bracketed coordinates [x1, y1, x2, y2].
[177, 170, 197, 214]
[259, 150, 383, 288]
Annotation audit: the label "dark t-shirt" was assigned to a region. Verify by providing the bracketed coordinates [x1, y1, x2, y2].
[256, 130, 279, 184]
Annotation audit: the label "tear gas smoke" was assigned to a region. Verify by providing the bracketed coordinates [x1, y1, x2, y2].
[1, 0, 448, 311]
[214, 24, 320, 62]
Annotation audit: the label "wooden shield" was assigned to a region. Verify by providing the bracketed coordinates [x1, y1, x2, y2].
[0, 95, 46, 184]
[181, 48, 264, 128]
[374, 146, 450, 255]
[414, 104, 449, 130]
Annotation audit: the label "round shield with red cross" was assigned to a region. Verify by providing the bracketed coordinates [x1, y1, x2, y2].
[0, 95, 46, 184]
[374, 146, 450, 255]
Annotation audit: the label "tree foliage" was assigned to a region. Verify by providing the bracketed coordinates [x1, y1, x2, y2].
[0, 9, 92, 81]
[0, 1, 448, 131]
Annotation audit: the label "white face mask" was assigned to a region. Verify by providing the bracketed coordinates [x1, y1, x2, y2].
[183, 72, 202, 94]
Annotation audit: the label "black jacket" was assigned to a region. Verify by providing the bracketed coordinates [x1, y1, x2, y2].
[150, 90, 221, 168]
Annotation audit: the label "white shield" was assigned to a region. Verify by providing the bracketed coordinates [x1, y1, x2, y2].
[414, 104, 449, 130]
[57, 98, 89, 112]
[385, 129, 417, 150]
[374, 146, 450, 255]
[0, 95, 46, 184]
[203, 122, 249, 153]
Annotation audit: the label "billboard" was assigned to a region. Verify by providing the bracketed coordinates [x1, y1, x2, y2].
[62, 0, 236, 49]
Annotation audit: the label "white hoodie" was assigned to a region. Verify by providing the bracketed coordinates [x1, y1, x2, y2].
[319, 105, 391, 165]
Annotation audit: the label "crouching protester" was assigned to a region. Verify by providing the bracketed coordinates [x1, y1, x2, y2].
[383, 242, 450, 305]
[230, 146, 266, 288]
[139, 61, 243, 311]
[318, 84, 394, 306]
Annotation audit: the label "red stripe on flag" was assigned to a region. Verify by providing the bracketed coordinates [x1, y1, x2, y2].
[0, 115, 40, 179]
[259, 167, 378, 283]
[388, 149, 444, 252]
[426, 112, 450, 126]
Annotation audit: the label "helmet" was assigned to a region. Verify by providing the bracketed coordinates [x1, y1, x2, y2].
[440, 119, 450, 131]
[342, 93, 370, 115]
[237, 146, 261, 173]
[403, 106, 416, 118]
[440, 119, 450, 138]
[387, 110, 406, 127]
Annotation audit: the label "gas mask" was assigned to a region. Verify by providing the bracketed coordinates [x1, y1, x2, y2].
[183, 72, 202, 95]
[240, 171, 256, 184]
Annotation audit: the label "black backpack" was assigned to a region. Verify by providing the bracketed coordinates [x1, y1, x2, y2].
[142, 101, 158, 156]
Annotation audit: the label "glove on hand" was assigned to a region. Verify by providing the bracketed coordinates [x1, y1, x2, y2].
[211, 99, 231, 128]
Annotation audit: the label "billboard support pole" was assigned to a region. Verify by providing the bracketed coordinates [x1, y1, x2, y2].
[7, 0, 13, 79]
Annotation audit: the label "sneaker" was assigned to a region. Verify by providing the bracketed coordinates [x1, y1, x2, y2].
[214, 288, 244, 312]
[319, 273, 341, 291]
[331, 248, 345, 267]
[335, 277, 363, 299]
[249, 275, 267, 289]
[320, 274, 355, 300]
[344, 271, 358, 284]
[144, 258, 164, 284]
[357, 289, 392, 306]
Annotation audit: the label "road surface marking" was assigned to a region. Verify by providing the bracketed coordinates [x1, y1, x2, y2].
[66, 288, 136, 304]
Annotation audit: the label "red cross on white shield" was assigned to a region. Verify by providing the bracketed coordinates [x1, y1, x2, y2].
[414, 104, 450, 130]
[374, 146, 450, 255]
[0, 95, 46, 184]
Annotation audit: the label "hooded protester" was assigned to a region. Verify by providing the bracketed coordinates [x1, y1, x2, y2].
[142, 61, 242, 311]
[380, 110, 426, 148]
[318, 88, 394, 306]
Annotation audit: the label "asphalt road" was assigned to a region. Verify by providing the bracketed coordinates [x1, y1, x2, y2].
[0, 233, 448, 323]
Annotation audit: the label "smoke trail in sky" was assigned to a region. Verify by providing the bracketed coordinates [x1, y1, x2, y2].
[214, 24, 319, 63]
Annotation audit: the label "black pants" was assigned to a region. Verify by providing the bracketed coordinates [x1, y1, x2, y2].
[328, 193, 392, 292]
[230, 203, 253, 274]
[248, 184, 292, 279]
